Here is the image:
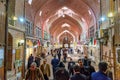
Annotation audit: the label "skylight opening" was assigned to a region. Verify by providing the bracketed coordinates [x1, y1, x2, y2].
[28, 0, 32, 5]
[88, 10, 92, 15]
[62, 7, 68, 10]
[82, 18, 85, 22]
[39, 11, 42, 16]
[56, 6, 75, 17]
[62, 23, 70, 28]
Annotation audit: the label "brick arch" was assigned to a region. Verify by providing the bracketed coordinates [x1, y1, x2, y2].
[31, 0, 99, 19]
[33, 0, 98, 29]
[55, 29, 77, 40]
[50, 15, 82, 35]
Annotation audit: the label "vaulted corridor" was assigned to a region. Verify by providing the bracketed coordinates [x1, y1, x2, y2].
[0, 0, 120, 80]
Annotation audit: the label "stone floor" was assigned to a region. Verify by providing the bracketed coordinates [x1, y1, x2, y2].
[7, 52, 98, 80]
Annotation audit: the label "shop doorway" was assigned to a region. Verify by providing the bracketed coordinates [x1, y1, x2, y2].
[7, 33, 13, 70]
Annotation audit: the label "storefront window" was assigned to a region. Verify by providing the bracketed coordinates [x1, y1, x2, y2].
[25, 20, 33, 36]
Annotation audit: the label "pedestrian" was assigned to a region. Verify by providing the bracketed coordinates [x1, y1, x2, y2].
[91, 61, 111, 80]
[27, 54, 34, 69]
[78, 60, 89, 76]
[57, 48, 61, 61]
[51, 56, 60, 78]
[54, 61, 69, 80]
[70, 65, 86, 80]
[68, 58, 75, 76]
[83, 56, 89, 67]
[35, 56, 41, 67]
[70, 48, 73, 54]
[25, 62, 44, 80]
[51, 49, 53, 56]
[40, 59, 51, 80]
[86, 60, 95, 80]
[63, 52, 67, 63]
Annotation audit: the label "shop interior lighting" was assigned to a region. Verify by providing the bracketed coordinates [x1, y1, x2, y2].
[19, 17, 24, 22]
[13, 16, 18, 20]
[108, 12, 114, 18]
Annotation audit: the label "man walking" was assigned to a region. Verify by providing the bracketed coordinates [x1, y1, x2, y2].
[68, 58, 75, 76]
[40, 59, 51, 80]
[91, 61, 111, 80]
[51, 56, 59, 78]
[70, 65, 86, 80]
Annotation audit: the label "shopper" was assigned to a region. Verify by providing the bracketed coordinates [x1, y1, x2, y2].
[25, 62, 44, 80]
[91, 61, 111, 80]
[40, 59, 51, 80]
[55, 61, 69, 80]
[70, 65, 86, 80]
[68, 58, 75, 76]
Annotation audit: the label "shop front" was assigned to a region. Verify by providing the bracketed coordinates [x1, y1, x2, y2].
[25, 39, 34, 68]
[7, 29, 25, 80]
[88, 38, 99, 67]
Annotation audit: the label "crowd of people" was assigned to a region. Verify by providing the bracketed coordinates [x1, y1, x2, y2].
[25, 48, 113, 80]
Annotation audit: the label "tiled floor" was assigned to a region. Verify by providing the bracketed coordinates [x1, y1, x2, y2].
[7, 52, 98, 80]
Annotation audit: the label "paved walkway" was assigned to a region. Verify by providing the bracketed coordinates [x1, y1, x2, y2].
[7, 53, 98, 80]
[43, 53, 87, 80]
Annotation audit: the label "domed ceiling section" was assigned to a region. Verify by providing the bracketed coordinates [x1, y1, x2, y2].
[34, 0, 98, 28]
[50, 15, 82, 36]
[57, 30, 75, 43]
[26, 0, 100, 43]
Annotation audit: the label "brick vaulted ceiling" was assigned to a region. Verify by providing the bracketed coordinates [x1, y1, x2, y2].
[26, 0, 99, 43]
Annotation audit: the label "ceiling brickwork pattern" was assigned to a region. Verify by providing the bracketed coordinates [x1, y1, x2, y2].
[25, 0, 99, 42]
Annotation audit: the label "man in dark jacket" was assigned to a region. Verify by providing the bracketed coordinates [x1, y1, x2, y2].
[55, 62, 69, 80]
[51, 56, 60, 78]
[91, 61, 111, 80]
[70, 65, 86, 80]
[57, 48, 61, 61]
[68, 58, 75, 76]
[27, 54, 34, 69]
[83, 56, 89, 67]
[86, 60, 95, 80]
[35, 56, 41, 67]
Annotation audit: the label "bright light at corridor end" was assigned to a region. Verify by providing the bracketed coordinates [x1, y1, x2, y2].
[13, 16, 18, 20]
[108, 12, 114, 18]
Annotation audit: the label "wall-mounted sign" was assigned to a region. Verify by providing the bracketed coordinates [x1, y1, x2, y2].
[0, 47, 4, 67]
